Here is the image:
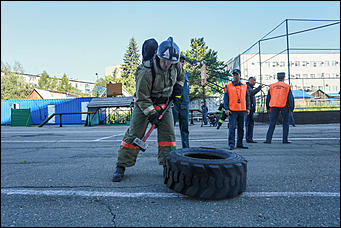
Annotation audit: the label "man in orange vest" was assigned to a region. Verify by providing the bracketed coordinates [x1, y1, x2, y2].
[223, 69, 250, 150]
[264, 72, 294, 144]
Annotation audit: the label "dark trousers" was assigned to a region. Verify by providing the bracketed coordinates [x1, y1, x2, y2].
[266, 107, 290, 143]
[245, 111, 255, 141]
[228, 111, 246, 148]
[172, 102, 190, 148]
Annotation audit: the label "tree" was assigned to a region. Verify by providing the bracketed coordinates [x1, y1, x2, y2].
[13, 61, 24, 74]
[49, 77, 60, 90]
[117, 37, 141, 95]
[1, 72, 34, 100]
[58, 73, 73, 93]
[182, 37, 230, 101]
[38, 71, 51, 90]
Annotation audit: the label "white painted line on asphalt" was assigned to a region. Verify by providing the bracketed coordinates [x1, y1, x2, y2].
[0, 131, 126, 134]
[1, 137, 340, 143]
[93, 134, 125, 141]
[1, 189, 339, 198]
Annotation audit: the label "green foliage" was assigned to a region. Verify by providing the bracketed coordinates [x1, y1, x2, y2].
[1, 71, 35, 100]
[117, 37, 141, 95]
[92, 74, 117, 96]
[182, 37, 230, 100]
[38, 71, 51, 90]
[57, 73, 73, 93]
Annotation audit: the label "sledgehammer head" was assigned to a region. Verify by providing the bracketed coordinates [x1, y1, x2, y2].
[133, 138, 147, 151]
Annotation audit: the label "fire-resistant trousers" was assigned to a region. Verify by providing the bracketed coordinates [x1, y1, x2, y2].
[116, 103, 176, 167]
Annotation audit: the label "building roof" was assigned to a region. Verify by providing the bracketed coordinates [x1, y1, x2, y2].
[326, 92, 340, 97]
[87, 96, 134, 108]
[31, 88, 77, 99]
[291, 90, 313, 98]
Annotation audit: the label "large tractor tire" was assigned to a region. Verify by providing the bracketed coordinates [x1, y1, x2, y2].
[163, 147, 247, 200]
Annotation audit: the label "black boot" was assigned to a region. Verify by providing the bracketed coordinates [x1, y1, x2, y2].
[112, 166, 125, 182]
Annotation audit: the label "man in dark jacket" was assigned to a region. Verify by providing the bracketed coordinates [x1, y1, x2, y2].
[245, 77, 262, 143]
[172, 55, 190, 148]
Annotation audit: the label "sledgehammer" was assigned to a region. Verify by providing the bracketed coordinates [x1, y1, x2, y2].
[133, 100, 174, 151]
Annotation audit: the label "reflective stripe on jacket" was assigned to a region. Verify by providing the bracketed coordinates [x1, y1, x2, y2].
[269, 81, 290, 108]
[226, 82, 248, 111]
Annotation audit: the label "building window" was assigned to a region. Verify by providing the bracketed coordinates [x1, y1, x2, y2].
[310, 74, 315, 78]
[295, 61, 300, 67]
[324, 61, 329, 66]
[312, 61, 317, 67]
[317, 73, 322, 78]
[12, 103, 20, 109]
[302, 61, 307, 67]
[280, 61, 285, 67]
[272, 62, 278, 67]
[296, 74, 300, 79]
[303, 74, 308, 78]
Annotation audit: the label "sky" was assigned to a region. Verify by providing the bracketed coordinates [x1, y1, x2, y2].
[1, 1, 340, 83]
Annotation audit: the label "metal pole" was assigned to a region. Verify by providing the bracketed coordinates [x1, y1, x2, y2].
[285, 19, 291, 85]
[96, 73, 99, 97]
[258, 41, 262, 84]
[258, 41, 264, 112]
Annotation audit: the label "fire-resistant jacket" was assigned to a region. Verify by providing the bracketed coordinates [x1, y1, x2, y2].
[266, 81, 294, 111]
[135, 57, 185, 116]
[223, 81, 250, 111]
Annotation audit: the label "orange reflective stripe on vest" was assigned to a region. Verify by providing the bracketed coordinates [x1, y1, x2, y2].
[121, 141, 138, 149]
[269, 81, 290, 108]
[226, 82, 247, 111]
[158, 141, 176, 147]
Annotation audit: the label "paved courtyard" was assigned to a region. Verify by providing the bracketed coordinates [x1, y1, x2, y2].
[1, 122, 340, 227]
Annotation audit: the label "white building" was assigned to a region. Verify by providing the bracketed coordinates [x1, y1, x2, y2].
[228, 53, 340, 93]
[1, 71, 96, 95]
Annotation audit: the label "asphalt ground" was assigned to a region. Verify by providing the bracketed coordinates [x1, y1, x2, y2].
[1, 121, 340, 227]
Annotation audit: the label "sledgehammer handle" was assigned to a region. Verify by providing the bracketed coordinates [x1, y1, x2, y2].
[141, 99, 174, 142]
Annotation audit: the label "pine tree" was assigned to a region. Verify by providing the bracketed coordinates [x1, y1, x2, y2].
[58, 73, 73, 93]
[182, 37, 229, 100]
[117, 37, 141, 95]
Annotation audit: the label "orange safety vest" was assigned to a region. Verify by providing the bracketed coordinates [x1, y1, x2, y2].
[226, 82, 247, 111]
[269, 81, 290, 108]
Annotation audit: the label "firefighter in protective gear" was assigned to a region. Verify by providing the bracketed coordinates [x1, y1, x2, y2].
[223, 69, 250, 150]
[264, 72, 294, 144]
[112, 37, 185, 182]
[216, 103, 228, 129]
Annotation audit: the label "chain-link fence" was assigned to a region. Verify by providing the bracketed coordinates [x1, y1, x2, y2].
[227, 18, 340, 112]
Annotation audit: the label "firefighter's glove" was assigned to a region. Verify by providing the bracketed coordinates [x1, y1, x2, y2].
[171, 84, 183, 101]
[148, 112, 160, 128]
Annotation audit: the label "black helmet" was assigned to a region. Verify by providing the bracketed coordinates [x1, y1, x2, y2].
[157, 37, 180, 64]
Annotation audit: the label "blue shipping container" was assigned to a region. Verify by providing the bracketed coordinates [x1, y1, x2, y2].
[1, 97, 95, 126]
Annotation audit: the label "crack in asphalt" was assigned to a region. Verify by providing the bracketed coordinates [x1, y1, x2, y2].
[95, 199, 117, 227]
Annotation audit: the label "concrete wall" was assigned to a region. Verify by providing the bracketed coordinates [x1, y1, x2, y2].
[255, 110, 340, 124]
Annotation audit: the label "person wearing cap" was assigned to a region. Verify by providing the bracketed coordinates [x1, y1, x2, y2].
[245, 76, 263, 143]
[264, 72, 294, 144]
[112, 37, 185, 182]
[223, 69, 250, 150]
[172, 54, 190, 148]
